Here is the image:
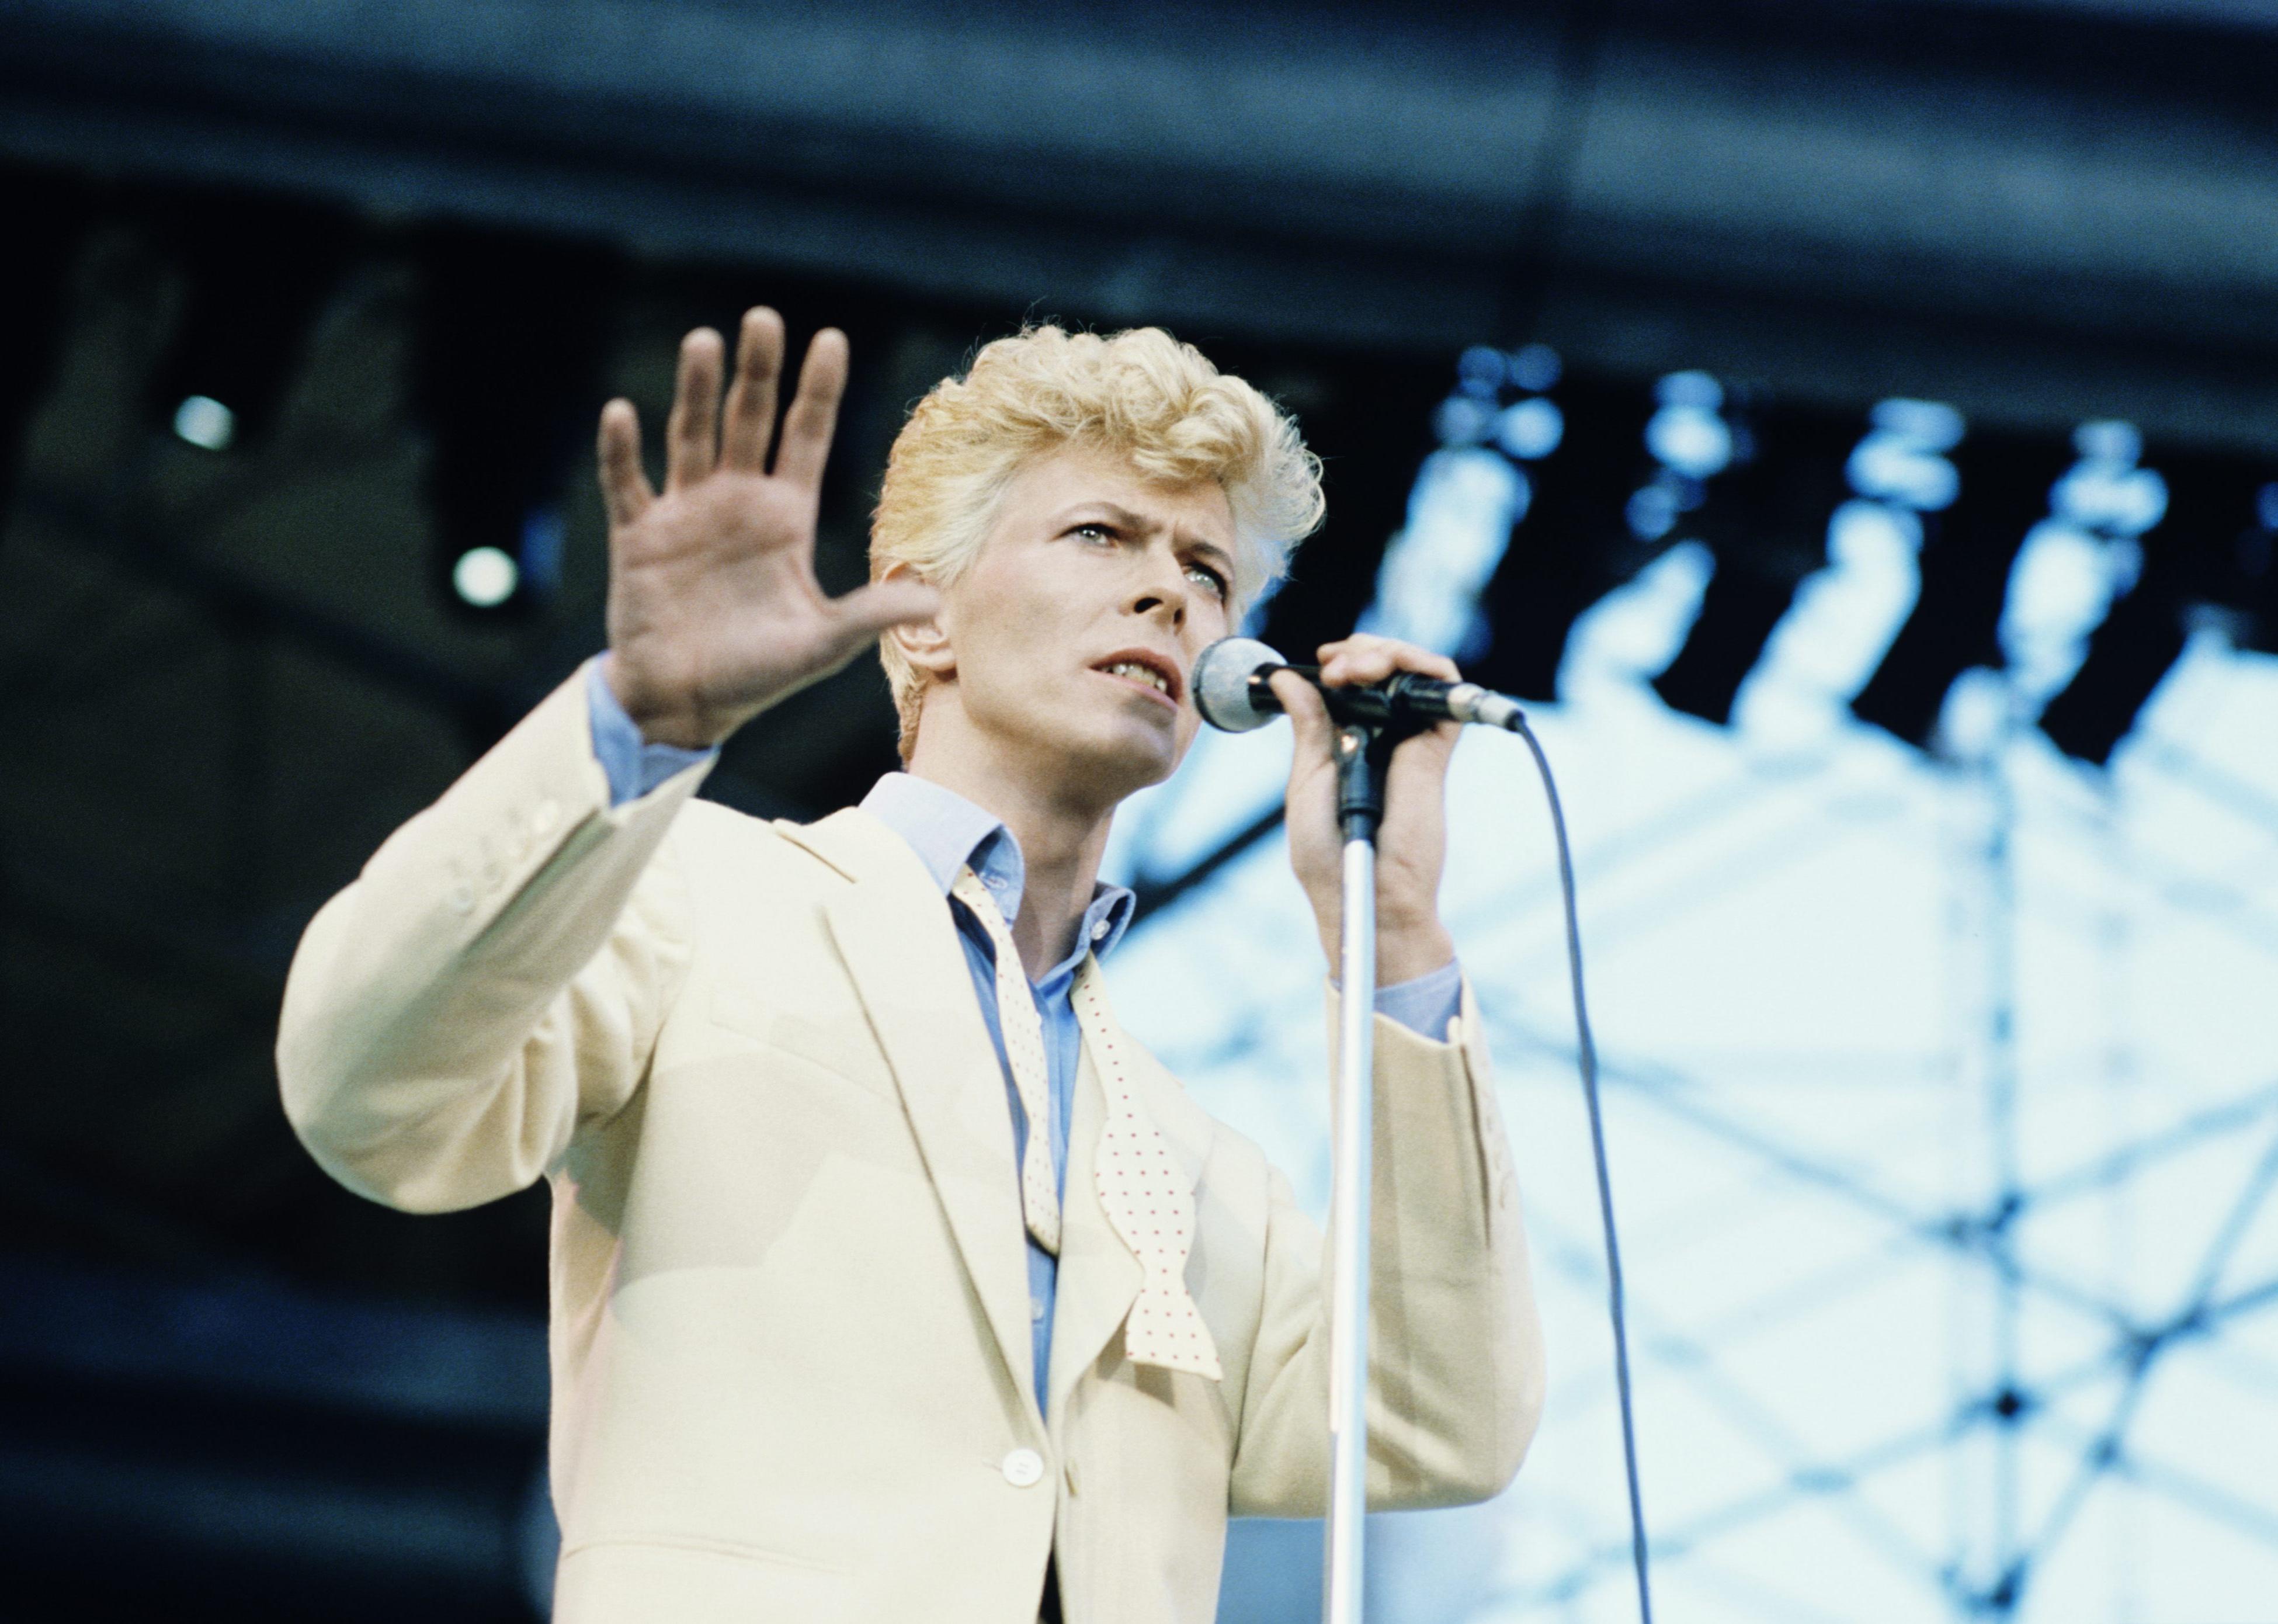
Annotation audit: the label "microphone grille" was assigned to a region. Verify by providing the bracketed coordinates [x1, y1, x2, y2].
[1193, 637, 1285, 733]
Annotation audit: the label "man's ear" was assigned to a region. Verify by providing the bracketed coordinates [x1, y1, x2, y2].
[879, 560, 954, 681]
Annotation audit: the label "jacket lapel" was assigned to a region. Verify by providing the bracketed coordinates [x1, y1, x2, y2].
[779, 810, 1038, 1415]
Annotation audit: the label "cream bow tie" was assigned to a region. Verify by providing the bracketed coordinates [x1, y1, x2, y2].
[1072, 959, 1222, 1382]
[947, 869, 1220, 1382]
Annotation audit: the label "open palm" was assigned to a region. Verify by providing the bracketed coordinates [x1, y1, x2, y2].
[598, 308, 937, 749]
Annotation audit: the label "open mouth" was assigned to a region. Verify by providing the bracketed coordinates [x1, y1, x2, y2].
[1091, 651, 1182, 708]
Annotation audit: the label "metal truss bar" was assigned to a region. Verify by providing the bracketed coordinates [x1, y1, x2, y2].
[2182, 1125, 2278, 1309]
[1495, 1056, 2278, 1612]
[2136, 734, 2278, 852]
[1683, 1233, 1922, 1348]
[1509, 1413, 1957, 1609]
[1522, 1029, 2135, 1328]
[1473, 799, 1869, 983]
[2034, 1416, 2278, 1552]
[1673, 1549, 1888, 1624]
[1519, 1210, 1943, 1587]
[1125, 803, 1284, 925]
[2021, 1078, 2278, 1209]
[2023, 838, 2278, 965]
[1996, 1122, 2278, 1602]
[1442, 757, 1825, 942]
[1512, 1340, 2151, 1611]
[2211, 1272, 2278, 1325]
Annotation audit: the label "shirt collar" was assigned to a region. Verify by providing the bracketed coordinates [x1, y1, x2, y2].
[858, 773, 1137, 967]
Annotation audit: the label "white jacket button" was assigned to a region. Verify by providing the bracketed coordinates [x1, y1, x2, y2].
[1001, 1448, 1044, 1488]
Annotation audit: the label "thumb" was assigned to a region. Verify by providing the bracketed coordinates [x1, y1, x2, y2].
[830, 578, 942, 640]
[1268, 668, 1334, 763]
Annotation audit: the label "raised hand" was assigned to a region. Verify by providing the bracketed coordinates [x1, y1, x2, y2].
[597, 308, 940, 749]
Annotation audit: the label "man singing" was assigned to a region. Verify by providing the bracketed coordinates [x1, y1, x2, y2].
[277, 312, 1544, 1622]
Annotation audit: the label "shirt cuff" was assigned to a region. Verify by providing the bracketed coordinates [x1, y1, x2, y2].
[585, 657, 717, 807]
[1373, 958, 1463, 1042]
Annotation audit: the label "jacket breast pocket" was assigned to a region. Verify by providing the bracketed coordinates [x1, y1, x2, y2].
[708, 985, 898, 1106]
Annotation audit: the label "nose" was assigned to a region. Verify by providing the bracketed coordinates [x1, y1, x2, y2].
[1127, 548, 1191, 631]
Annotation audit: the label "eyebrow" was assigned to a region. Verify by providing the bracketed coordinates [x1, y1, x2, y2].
[1069, 502, 1237, 575]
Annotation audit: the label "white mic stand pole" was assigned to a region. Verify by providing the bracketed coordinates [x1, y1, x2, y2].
[1324, 718, 1397, 1624]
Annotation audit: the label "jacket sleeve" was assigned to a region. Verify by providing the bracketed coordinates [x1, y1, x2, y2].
[275, 664, 711, 1214]
[1226, 982, 1547, 1512]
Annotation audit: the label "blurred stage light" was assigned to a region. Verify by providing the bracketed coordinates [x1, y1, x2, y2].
[144, 189, 355, 453]
[2039, 445, 2278, 764]
[1508, 342, 1562, 393]
[451, 546, 520, 608]
[1994, 422, 2166, 717]
[1848, 398, 1964, 511]
[412, 226, 623, 616]
[1644, 372, 1734, 480]
[1850, 425, 2077, 748]
[1433, 392, 1495, 446]
[171, 394, 235, 451]
[1495, 395, 1564, 461]
[1456, 344, 1507, 393]
[1651, 398, 1862, 725]
[1359, 444, 1526, 659]
[1470, 372, 1661, 702]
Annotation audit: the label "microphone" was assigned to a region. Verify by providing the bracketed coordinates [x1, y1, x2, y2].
[1192, 637, 1526, 735]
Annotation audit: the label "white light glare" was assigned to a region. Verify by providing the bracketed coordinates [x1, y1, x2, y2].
[1848, 398, 1966, 511]
[1508, 343, 1561, 393]
[1456, 346, 1506, 393]
[1655, 370, 1723, 411]
[2053, 421, 2167, 539]
[1361, 449, 1525, 654]
[1848, 434, 1960, 511]
[1627, 481, 1680, 540]
[2053, 462, 2167, 539]
[2074, 419, 2141, 464]
[1646, 402, 1732, 480]
[1495, 396, 1564, 461]
[1433, 394, 1494, 447]
[173, 395, 235, 451]
[1870, 398, 1964, 451]
[453, 546, 520, 608]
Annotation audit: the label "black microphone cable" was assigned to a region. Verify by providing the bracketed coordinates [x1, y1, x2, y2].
[1509, 713, 1652, 1624]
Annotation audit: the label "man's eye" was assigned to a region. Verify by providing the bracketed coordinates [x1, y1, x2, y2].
[1187, 562, 1229, 598]
[1074, 522, 1113, 542]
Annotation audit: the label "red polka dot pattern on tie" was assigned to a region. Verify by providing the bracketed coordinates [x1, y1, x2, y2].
[1073, 960, 1223, 1382]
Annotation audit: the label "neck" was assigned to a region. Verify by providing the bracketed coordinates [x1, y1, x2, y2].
[906, 723, 1119, 979]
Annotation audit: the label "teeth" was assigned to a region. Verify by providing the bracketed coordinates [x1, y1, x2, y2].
[1102, 661, 1169, 694]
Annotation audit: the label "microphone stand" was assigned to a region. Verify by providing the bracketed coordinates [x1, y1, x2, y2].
[1322, 714, 1408, 1624]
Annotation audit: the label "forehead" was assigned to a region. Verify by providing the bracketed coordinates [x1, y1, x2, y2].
[994, 443, 1235, 545]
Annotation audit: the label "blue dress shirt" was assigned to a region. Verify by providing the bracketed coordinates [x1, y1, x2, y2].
[582, 657, 1462, 1416]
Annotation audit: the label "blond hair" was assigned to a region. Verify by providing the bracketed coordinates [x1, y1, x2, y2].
[871, 324, 1324, 758]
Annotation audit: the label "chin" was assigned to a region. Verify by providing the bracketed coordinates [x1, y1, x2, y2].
[1053, 721, 1182, 801]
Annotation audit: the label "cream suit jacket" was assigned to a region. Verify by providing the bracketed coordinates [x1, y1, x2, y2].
[276, 668, 1546, 1623]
